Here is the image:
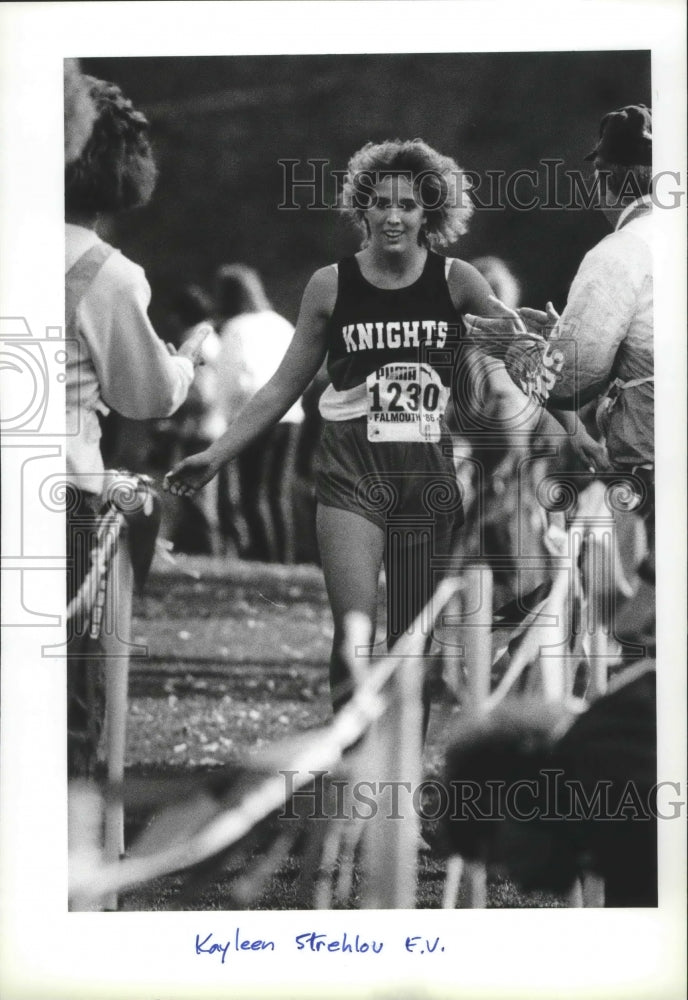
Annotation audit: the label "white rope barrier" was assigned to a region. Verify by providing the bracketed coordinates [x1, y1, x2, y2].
[69, 578, 463, 904]
[69, 479, 635, 910]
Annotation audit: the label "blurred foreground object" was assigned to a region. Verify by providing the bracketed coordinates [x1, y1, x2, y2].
[443, 664, 657, 906]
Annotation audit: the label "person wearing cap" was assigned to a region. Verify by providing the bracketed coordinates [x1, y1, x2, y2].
[465, 105, 655, 537]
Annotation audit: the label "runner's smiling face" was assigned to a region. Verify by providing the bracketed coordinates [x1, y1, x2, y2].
[365, 175, 427, 253]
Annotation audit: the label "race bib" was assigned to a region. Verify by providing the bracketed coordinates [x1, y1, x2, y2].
[366, 363, 448, 442]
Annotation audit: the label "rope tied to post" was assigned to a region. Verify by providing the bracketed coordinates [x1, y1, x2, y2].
[67, 472, 160, 637]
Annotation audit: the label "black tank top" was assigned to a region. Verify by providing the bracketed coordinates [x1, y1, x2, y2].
[325, 251, 461, 391]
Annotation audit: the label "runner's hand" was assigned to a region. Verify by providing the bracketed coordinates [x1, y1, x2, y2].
[164, 449, 219, 496]
[465, 294, 530, 337]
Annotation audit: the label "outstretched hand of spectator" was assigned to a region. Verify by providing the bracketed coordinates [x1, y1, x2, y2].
[177, 322, 213, 366]
[518, 302, 560, 338]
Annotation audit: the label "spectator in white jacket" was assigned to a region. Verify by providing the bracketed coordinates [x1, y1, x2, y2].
[65, 77, 207, 498]
[64, 74, 206, 776]
[466, 105, 654, 540]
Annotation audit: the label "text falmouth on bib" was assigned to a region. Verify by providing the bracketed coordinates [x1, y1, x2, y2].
[366, 363, 448, 443]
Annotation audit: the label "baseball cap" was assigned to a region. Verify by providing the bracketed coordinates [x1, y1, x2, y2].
[584, 104, 652, 165]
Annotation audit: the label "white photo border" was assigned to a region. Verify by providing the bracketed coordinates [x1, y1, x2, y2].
[0, 2, 686, 999]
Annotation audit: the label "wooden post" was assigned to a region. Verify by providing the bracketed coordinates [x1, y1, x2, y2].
[586, 528, 612, 701]
[538, 564, 573, 703]
[463, 565, 493, 711]
[441, 586, 464, 703]
[580, 526, 608, 906]
[442, 855, 464, 909]
[567, 879, 584, 907]
[361, 654, 423, 909]
[458, 564, 492, 908]
[102, 521, 134, 910]
[582, 873, 606, 907]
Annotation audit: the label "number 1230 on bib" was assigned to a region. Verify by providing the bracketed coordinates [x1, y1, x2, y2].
[366, 364, 449, 443]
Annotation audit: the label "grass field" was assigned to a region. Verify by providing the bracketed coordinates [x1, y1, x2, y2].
[119, 554, 565, 910]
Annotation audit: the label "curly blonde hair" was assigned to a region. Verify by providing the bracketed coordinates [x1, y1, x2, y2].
[339, 139, 474, 249]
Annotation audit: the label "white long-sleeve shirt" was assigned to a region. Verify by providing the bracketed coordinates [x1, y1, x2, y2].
[548, 197, 654, 468]
[65, 223, 193, 492]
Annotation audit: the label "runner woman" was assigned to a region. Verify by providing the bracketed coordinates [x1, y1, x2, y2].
[165, 139, 495, 723]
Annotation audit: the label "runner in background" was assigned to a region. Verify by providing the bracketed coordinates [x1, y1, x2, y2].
[160, 285, 225, 555]
[214, 264, 304, 563]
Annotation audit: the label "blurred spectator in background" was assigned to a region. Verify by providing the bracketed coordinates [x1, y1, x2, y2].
[214, 264, 304, 563]
[65, 74, 207, 775]
[295, 362, 329, 482]
[470, 256, 521, 311]
[159, 285, 226, 554]
[292, 362, 331, 565]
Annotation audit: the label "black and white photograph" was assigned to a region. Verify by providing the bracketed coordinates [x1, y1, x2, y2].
[1, 2, 686, 999]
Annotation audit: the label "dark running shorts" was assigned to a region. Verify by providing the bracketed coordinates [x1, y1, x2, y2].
[313, 418, 463, 541]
